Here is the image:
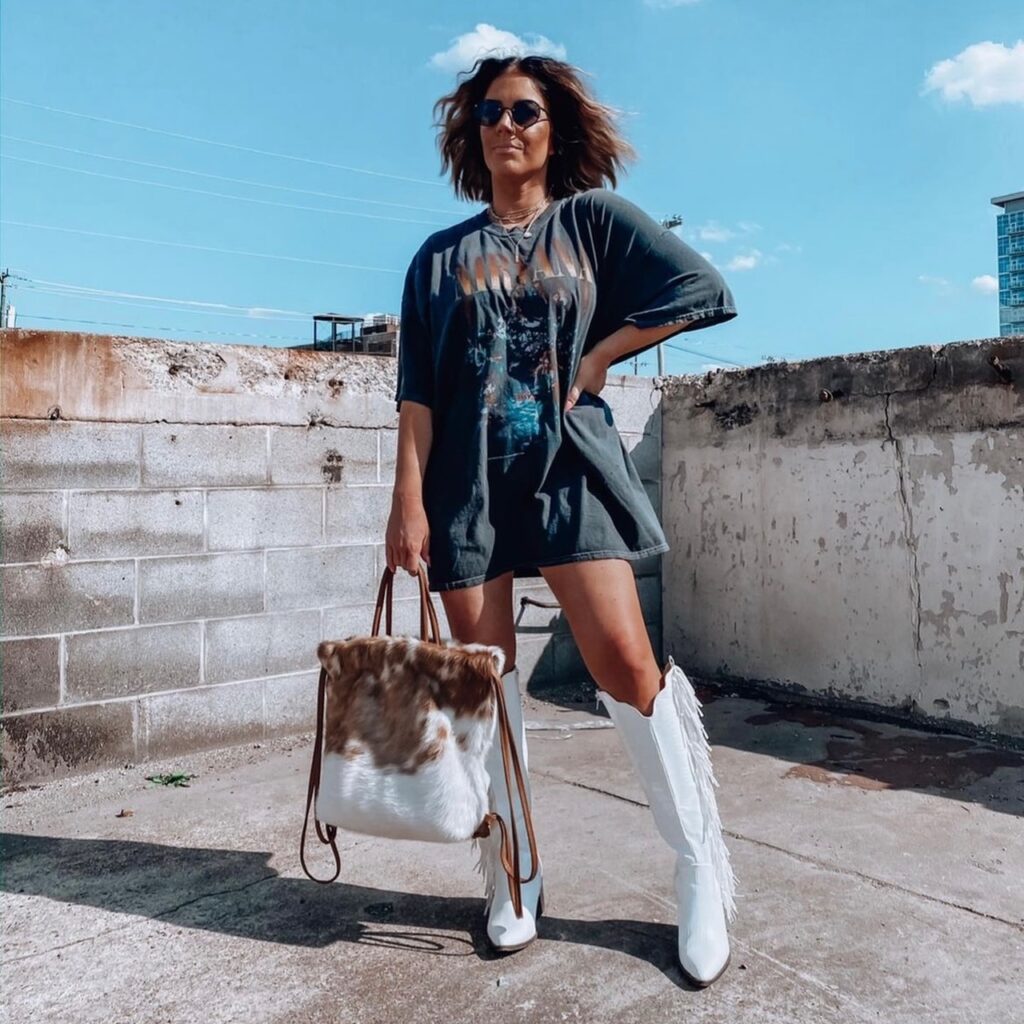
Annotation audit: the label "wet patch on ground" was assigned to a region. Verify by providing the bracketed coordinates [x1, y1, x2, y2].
[744, 705, 1024, 794]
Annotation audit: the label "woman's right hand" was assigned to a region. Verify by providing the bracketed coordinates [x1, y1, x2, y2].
[385, 493, 431, 575]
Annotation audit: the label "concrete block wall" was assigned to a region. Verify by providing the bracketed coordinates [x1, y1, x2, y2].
[0, 331, 663, 785]
[661, 337, 1024, 743]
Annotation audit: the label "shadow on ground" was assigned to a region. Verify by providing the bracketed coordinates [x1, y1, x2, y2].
[1, 832, 696, 989]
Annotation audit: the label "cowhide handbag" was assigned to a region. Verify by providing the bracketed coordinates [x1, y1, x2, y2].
[300, 564, 539, 919]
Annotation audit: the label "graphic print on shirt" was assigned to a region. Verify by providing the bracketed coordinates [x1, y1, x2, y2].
[455, 238, 595, 462]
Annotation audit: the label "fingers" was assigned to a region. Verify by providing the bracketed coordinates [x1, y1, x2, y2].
[564, 381, 581, 413]
[385, 539, 423, 576]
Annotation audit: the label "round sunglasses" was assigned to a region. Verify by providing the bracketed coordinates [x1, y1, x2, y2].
[473, 99, 548, 129]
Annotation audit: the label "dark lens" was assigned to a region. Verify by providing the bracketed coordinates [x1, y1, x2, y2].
[511, 100, 541, 127]
[474, 100, 502, 126]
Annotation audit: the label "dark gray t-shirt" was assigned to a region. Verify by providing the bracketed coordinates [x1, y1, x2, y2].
[395, 188, 736, 591]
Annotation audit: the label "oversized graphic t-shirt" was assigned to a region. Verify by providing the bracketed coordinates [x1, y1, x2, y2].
[395, 188, 737, 592]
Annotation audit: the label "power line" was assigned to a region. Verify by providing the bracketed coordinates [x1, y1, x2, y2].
[663, 340, 747, 368]
[18, 313, 305, 343]
[2, 97, 447, 188]
[19, 277, 313, 318]
[2, 221, 403, 274]
[19, 284, 311, 323]
[3, 155, 450, 227]
[1, 135, 460, 215]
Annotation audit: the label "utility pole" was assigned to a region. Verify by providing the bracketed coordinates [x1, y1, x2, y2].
[657, 216, 684, 376]
[0, 270, 26, 328]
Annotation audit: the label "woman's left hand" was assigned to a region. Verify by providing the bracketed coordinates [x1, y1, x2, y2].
[564, 352, 609, 413]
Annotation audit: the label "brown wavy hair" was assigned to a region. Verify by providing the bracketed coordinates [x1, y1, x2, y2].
[434, 56, 635, 203]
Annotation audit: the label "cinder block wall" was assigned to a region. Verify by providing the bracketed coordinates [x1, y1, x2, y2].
[0, 331, 663, 785]
[661, 337, 1024, 743]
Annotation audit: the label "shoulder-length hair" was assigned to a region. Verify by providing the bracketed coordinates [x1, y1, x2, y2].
[434, 55, 635, 203]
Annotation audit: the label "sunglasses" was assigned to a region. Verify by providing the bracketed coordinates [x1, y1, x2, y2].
[473, 98, 548, 129]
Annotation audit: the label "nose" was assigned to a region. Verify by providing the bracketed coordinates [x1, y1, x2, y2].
[495, 109, 516, 133]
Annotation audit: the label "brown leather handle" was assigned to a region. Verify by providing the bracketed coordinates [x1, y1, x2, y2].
[370, 561, 442, 644]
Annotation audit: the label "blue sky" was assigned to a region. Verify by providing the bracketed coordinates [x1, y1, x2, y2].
[1, 1, 1022, 374]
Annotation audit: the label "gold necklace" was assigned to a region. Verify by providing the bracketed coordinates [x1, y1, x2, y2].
[487, 195, 550, 228]
[487, 196, 552, 261]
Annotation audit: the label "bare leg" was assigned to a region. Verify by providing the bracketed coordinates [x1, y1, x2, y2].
[539, 558, 662, 713]
[437, 570, 517, 670]
[541, 559, 733, 984]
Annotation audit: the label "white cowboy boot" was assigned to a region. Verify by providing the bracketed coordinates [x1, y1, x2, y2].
[477, 665, 544, 952]
[599, 657, 736, 987]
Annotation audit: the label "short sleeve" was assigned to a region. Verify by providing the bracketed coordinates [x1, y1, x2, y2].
[394, 254, 435, 411]
[584, 191, 738, 368]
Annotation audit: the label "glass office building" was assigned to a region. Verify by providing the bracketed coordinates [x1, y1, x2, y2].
[992, 191, 1024, 337]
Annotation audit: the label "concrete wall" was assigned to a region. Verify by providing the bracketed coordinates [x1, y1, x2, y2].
[661, 337, 1024, 743]
[0, 330, 663, 785]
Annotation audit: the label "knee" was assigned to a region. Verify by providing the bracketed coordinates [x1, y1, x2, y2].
[589, 644, 662, 714]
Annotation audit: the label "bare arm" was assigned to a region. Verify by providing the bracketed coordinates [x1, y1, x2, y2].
[564, 322, 690, 411]
[386, 400, 434, 574]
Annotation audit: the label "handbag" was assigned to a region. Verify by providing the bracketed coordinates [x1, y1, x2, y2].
[300, 564, 540, 918]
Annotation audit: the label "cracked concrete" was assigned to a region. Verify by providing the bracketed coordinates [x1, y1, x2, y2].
[2, 689, 1021, 1024]
[662, 336, 1024, 742]
[883, 391, 924, 672]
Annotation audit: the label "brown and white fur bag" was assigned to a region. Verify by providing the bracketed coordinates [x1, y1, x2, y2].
[300, 566, 538, 916]
[315, 635, 506, 842]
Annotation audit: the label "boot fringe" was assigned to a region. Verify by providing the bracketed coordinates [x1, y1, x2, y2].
[667, 658, 738, 923]
[472, 830, 498, 909]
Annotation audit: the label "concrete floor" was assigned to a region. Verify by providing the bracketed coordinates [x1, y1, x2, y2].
[2, 689, 1022, 1024]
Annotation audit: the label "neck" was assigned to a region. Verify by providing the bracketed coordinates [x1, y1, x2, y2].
[489, 176, 549, 218]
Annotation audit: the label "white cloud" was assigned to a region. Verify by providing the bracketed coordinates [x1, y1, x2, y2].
[699, 250, 717, 267]
[727, 249, 763, 272]
[429, 24, 566, 74]
[918, 274, 955, 295]
[775, 242, 802, 255]
[971, 274, 999, 294]
[923, 40, 1024, 107]
[694, 219, 762, 244]
[696, 221, 736, 243]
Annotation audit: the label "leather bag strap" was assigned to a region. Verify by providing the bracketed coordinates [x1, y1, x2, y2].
[299, 665, 341, 884]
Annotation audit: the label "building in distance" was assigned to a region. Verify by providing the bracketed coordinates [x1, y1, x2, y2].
[992, 191, 1024, 337]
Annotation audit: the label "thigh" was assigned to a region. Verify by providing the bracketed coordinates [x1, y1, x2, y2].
[540, 559, 659, 685]
[438, 570, 518, 671]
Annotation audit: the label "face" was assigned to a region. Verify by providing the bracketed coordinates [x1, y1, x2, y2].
[478, 71, 555, 186]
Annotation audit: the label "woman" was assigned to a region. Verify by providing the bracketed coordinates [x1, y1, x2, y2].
[385, 55, 737, 987]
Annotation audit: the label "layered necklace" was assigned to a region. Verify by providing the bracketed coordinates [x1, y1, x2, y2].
[487, 194, 552, 261]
